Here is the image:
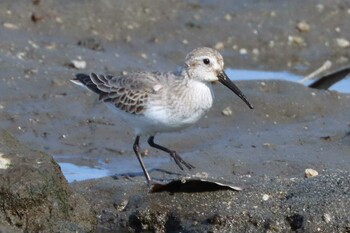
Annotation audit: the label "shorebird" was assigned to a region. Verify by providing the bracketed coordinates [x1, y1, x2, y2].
[71, 47, 253, 184]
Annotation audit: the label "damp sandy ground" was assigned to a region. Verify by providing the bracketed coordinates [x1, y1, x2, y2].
[0, 0, 349, 232]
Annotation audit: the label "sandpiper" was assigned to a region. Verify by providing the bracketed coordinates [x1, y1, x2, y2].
[71, 47, 253, 184]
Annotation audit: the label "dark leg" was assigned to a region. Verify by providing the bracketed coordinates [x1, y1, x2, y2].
[147, 136, 195, 170]
[133, 135, 151, 184]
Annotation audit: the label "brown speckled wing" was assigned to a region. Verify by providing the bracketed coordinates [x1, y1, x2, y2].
[90, 73, 157, 115]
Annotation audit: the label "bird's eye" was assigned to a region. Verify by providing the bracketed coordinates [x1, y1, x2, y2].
[203, 58, 210, 65]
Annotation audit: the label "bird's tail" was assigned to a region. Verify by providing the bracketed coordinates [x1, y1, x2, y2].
[71, 73, 103, 94]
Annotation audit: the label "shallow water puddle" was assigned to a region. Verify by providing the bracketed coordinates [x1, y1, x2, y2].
[56, 155, 169, 182]
[59, 162, 109, 182]
[227, 69, 350, 93]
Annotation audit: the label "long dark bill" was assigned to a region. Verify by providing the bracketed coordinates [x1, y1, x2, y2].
[217, 71, 253, 109]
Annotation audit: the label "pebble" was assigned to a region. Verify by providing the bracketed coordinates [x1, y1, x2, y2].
[214, 42, 224, 50]
[336, 38, 350, 48]
[114, 199, 128, 212]
[222, 106, 233, 116]
[140, 53, 148, 59]
[262, 143, 274, 149]
[262, 194, 270, 201]
[323, 213, 331, 223]
[305, 168, 318, 178]
[224, 14, 232, 21]
[239, 48, 248, 55]
[252, 48, 259, 56]
[316, 4, 324, 12]
[3, 22, 19, 29]
[0, 153, 11, 169]
[288, 36, 305, 46]
[71, 60, 87, 69]
[296, 21, 310, 32]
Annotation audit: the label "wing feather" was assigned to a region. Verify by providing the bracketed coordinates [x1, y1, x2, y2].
[89, 72, 161, 115]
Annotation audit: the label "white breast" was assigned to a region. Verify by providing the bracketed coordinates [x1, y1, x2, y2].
[143, 80, 214, 133]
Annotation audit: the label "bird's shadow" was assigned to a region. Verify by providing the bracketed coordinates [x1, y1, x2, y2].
[112, 168, 242, 193]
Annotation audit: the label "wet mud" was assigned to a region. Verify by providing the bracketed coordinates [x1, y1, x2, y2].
[0, 0, 349, 232]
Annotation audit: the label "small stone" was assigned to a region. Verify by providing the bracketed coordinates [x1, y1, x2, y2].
[0, 153, 11, 169]
[239, 48, 248, 55]
[305, 168, 318, 178]
[323, 213, 331, 223]
[224, 14, 232, 21]
[222, 106, 233, 116]
[252, 48, 259, 56]
[3, 22, 18, 29]
[262, 194, 270, 201]
[182, 39, 188, 45]
[194, 172, 208, 178]
[71, 60, 86, 69]
[262, 143, 274, 149]
[31, 13, 44, 23]
[16, 52, 26, 60]
[140, 53, 148, 59]
[55, 17, 63, 24]
[114, 199, 128, 212]
[45, 43, 57, 50]
[214, 42, 224, 50]
[141, 149, 148, 157]
[288, 36, 305, 46]
[316, 4, 324, 12]
[296, 21, 310, 32]
[336, 38, 350, 48]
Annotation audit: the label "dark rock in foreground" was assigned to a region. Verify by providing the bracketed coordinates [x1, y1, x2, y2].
[73, 170, 350, 232]
[0, 130, 97, 232]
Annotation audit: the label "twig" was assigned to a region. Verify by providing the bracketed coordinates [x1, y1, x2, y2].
[299, 60, 332, 83]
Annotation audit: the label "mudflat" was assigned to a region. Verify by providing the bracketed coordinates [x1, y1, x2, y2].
[0, 0, 349, 232]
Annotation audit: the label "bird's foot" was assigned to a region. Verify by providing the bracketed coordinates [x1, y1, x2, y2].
[170, 151, 195, 170]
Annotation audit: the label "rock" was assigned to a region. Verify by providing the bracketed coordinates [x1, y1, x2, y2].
[70, 60, 87, 69]
[288, 35, 305, 46]
[296, 21, 310, 32]
[305, 168, 319, 178]
[82, 170, 350, 232]
[239, 48, 248, 54]
[323, 213, 331, 223]
[224, 14, 232, 21]
[214, 42, 224, 50]
[3, 22, 18, 30]
[262, 194, 270, 201]
[336, 38, 350, 48]
[0, 153, 11, 169]
[0, 129, 96, 232]
[222, 106, 233, 116]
